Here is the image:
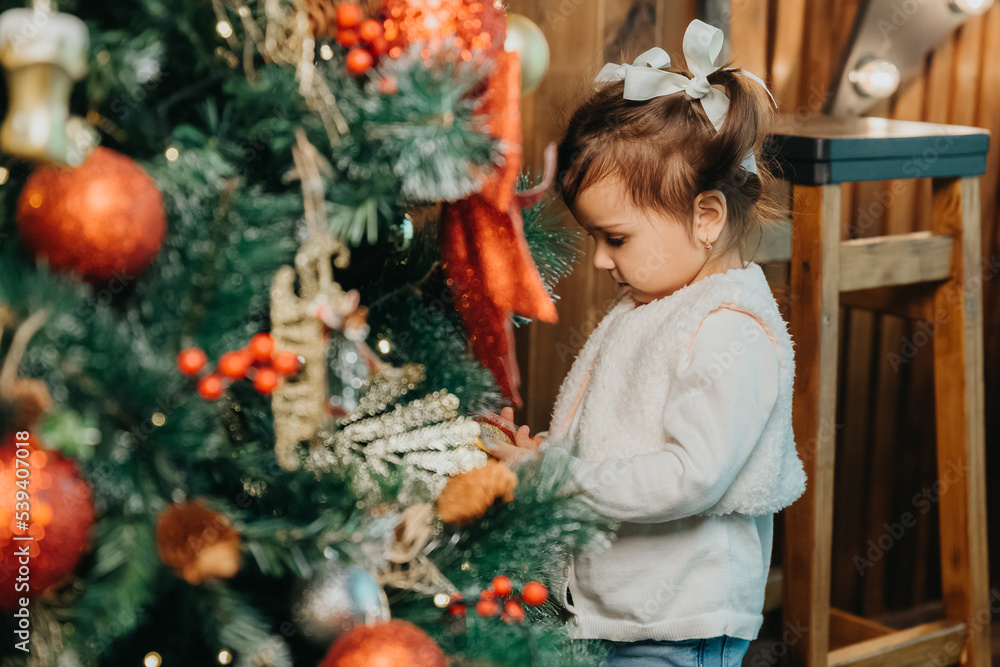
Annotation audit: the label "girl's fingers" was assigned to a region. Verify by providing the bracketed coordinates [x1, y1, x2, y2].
[499, 407, 514, 422]
[488, 439, 532, 463]
[515, 425, 539, 450]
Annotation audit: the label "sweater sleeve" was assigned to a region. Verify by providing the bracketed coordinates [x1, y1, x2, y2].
[543, 308, 780, 523]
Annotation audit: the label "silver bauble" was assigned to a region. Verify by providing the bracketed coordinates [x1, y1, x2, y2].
[292, 562, 391, 644]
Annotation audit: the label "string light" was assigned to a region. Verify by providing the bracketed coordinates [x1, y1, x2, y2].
[949, 0, 994, 13]
[319, 44, 334, 60]
[0, 167, 9, 185]
[151, 412, 166, 426]
[433, 593, 451, 607]
[216, 20, 233, 38]
[143, 652, 162, 667]
[165, 147, 179, 162]
[849, 57, 900, 99]
[217, 649, 233, 664]
[377, 339, 391, 354]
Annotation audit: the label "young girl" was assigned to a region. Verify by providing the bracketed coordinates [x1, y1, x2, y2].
[491, 19, 808, 667]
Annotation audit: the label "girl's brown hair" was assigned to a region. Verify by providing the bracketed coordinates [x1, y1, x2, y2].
[555, 56, 784, 259]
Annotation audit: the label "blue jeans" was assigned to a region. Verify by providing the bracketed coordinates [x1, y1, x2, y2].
[604, 636, 751, 667]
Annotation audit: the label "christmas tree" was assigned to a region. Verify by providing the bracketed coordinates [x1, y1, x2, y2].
[0, 0, 615, 665]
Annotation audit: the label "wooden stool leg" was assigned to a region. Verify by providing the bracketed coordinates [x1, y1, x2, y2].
[784, 183, 841, 667]
[930, 176, 991, 667]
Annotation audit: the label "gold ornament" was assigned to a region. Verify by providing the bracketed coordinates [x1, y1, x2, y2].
[376, 503, 458, 596]
[0, 308, 50, 431]
[269, 130, 353, 471]
[210, 0, 349, 143]
[504, 13, 549, 96]
[0, 1, 97, 165]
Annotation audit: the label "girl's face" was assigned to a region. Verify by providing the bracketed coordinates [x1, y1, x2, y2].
[570, 176, 726, 304]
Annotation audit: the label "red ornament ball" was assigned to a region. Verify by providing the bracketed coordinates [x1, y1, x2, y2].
[491, 575, 512, 596]
[218, 350, 252, 379]
[377, 74, 398, 94]
[321, 619, 446, 667]
[370, 36, 391, 57]
[359, 19, 383, 42]
[253, 368, 279, 395]
[503, 600, 525, 623]
[271, 352, 300, 376]
[346, 47, 374, 75]
[335, 2, 363, 29]
[475, 598, 499, 617]
[197, 374, 225, 401]
[248, 333, 274, 362]
[337, 28, 360, 47]
[522, 581, 548, 606]
[16, 147, 166, 282]
[0, 437, 95, 609]
[177, 348, 207, 376]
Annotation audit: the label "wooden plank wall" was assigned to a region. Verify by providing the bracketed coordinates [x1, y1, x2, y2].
[510, 0, 1000, 618]
[507, 0, 697, 431]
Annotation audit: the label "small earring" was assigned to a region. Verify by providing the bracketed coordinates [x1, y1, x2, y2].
[704, 236, 713, 251]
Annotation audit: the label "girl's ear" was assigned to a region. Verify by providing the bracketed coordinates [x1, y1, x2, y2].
[692, 190, 728, 246]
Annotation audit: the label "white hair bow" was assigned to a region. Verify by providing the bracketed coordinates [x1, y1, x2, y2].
[594, 19, 777, 174]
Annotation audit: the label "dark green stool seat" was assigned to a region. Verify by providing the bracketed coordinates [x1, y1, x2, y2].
[765, 115, 989, 185]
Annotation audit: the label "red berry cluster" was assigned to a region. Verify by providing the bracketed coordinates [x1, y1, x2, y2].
[177, 333, 301, 401]
[332, 2, 392, 76]
[448, 576, 549, 624]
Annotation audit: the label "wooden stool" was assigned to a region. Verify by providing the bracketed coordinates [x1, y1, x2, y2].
[764, 115, 991, 667]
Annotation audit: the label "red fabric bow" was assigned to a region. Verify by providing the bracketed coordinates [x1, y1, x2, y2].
[441, 50, 557, 406]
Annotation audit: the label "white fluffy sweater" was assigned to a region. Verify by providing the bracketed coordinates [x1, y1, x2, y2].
[541, 262, 806, 641]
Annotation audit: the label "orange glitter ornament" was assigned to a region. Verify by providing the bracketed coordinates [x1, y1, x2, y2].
[381, 0, 505, 61]
[16, 147, 166, 283]
[435, 460, 517, 526]
[0, 435, 95, 609]
[320, 620, 446, 667]
[155, 500, 242, 585]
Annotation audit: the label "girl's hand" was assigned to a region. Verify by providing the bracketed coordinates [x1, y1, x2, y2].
[489, 438, 537, 464]
[485, 408, 540, 465]
[499, 408, 541, 450]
